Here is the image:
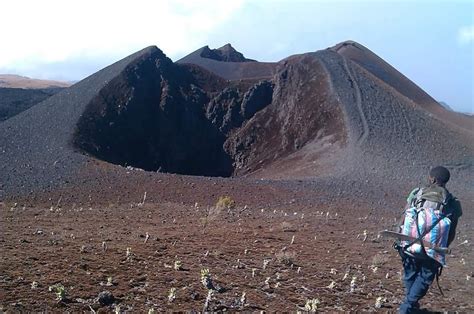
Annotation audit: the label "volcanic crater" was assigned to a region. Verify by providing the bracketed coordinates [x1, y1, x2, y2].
[72, 44, 343, 178]
[0, 41, 472, 199]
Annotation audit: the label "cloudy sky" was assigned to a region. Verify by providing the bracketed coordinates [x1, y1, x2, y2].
[1, 0, 473, 112]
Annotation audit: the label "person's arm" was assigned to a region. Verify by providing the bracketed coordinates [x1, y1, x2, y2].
[447, 199, 463, 246]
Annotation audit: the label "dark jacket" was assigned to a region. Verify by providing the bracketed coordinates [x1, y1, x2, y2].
[445, 196, 462, 246]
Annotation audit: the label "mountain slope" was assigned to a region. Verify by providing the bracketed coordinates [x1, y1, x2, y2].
[0, 74, 71, 89]
[0, 87, 64, 121]
[0, 47, 161, 197]
[331, 41, 473, 133]
[1, 41, 472, 200]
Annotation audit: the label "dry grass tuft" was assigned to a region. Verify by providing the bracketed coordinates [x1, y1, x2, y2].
[275, 250, 296, 266]
[215, 196, 235, 210]
[372, 253, 390, 267]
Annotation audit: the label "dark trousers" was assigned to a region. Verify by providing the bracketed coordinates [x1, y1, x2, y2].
[399, 253, 441, 314]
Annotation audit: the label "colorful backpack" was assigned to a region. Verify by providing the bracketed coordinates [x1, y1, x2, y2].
[400, 185, 452, 265]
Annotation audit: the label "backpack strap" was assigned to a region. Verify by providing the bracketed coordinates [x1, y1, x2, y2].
[440, 189, 453, 213]
[436, 266, 445, 297]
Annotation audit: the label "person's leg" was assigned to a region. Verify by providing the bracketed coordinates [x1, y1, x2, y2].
[400, 256, 420, 314]
[403, 259, 439, 312]
[402, 256, 418, 294]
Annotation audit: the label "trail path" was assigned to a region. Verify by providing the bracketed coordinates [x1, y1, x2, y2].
[342, 57, 369, 145]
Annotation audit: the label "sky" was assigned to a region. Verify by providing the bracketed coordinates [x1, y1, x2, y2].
[1, 0, 473, 113]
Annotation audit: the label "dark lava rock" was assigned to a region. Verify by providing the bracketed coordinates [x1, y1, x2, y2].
[72, 49, 235, 177]
[177, 44, 275, 80]
[241, 81, 273, 119]
[97, 290, 115, 306]
[190, 291, 201, 300]
[205, 80, 273, 134]
[200, 43, 256, 62]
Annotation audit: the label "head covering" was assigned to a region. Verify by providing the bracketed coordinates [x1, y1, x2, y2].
[430, 166, 450, 184]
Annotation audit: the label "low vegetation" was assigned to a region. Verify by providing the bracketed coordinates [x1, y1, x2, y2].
[215, 196, 235, 209]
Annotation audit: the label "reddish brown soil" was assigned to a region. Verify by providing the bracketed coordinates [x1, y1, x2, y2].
[1, 190, 472, 312]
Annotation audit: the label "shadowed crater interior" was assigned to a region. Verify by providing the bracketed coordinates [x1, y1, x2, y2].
[73, 48, 273, 177]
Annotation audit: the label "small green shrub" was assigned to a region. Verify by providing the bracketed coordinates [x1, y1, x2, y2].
[48, 283, 66, 301]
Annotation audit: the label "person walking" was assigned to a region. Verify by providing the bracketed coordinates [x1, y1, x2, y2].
[397, 166, 462, 313]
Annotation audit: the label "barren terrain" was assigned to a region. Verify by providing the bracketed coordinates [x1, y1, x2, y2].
[1, 182, 473, 312]
[1, 41, 473, 312]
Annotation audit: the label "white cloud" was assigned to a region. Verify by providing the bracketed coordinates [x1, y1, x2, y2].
[0, 0, 246, 79]
[457, 25, 474, 45]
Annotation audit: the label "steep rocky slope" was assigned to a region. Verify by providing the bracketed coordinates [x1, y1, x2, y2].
[331, 41, 473, 133]
[73, 49, 278, 177]
[0, 47, 161, 198]
[319, 49, 473, 174]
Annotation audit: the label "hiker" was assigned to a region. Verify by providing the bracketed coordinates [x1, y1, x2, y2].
[397, 166, 462, 314]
